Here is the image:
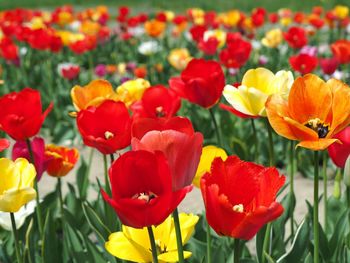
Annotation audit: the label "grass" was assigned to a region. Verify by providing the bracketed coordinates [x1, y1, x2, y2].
[0, 0, 348, 12]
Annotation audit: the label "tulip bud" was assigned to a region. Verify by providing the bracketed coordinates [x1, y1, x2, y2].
[333, 169, 342, 199]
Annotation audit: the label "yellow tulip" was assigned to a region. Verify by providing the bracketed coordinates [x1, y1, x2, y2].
[105, 213, 199, 263]
[193, 145, 228, 188]
[261, 28, 283, 48]
[0, 158, 36, 213]
[334, 5, 349, 20]
[70, 79, 119, 114]
[167, 48, 192, 71]
[223, 68, 293, 117]
[203, 29, 226, 48]
[116, 78, 150, 107]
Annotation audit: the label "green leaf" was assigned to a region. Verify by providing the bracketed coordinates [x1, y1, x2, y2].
[76, 156, 89, 200]
[318, 222, 331, 261]
[264, 251, 276, 263]
[82, 201, 111, 241]
[256, 224, 267, 263]
[277, 218, 310, 263]
[329, 210, 349, 258]
[42, 210, 62, 263]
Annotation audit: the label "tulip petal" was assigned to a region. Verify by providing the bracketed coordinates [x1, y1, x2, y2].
[0, 187, 36, 213]
[223, 85, 256, 116]
[158, 251, 192, 262]
[296, 138, 339, 151]
[105, 232, 151, 263]
[288, 74, 332, 124]
[241, 68, 275, 94]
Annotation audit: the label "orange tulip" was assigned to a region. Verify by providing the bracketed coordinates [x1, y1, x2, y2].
[144, 19, 166, 37]
[70, 79, 119, 115]
[45, 144, 79, 177]
[266, 74, 350, 151]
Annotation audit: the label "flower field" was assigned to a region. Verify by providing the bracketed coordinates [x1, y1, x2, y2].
[0, 3, 350, 263]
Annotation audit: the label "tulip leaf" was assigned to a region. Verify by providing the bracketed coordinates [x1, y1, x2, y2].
[317, 222, 331, 261]
[276, 218, 310, 263]
[329, 210, 349, 258]
[76, 156, 89, 200]
[264, 251, 276, 263]
[42, 210, 62, 263]
[256, 224, 267, 263]
[82, 201, 111, 241]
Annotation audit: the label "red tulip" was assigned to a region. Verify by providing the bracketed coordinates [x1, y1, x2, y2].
[101, 150, 191, 228]
[289, 53, 318, 74]
[0, 88, 53, 140]
[0, 37, 19, 61]
[198, 37, 219, 56]
[284, 27, 308, 49]
[219, 38, 252, 69]
[331, 40, 350, 64]
[328, 127, 350, 168]
[77, 100, 131, 154]
[189, 25, 207, 43]
[251, 7, 266, 27]
[200, 156, 285, 240]
[169, 58, 225, 108]
[319, 57, 339, 75]
[130, 85, 181, 119]
[131, 117, 203, 191]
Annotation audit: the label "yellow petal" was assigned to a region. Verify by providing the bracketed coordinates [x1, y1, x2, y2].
[241, 68, 275, 94]
[123, 225, 151, 250]
[269, 70, 293, 98]
[193, 146, 227, 188]
[166, 213, 199, 251]
[158, 251, 192, 262]
[0, 187, 36, 213]
[105, 232, 152, 263]
[223, 85, 255, 116]
[14, 158, 36, 189]
[0, 158, 18, 194]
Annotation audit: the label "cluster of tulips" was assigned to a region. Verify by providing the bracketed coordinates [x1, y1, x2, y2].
[0, 3, 350, 263]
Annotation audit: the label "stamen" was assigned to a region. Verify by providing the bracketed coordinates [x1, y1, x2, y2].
[132, 191, 157, 203]
[155, 106, 165, 117]
[104, 131, 114, 139]
[305, 118, 329, 138]
[233, 204, 244, 213]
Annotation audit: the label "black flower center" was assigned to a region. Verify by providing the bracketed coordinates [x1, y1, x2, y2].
[304, 118, 329, 138]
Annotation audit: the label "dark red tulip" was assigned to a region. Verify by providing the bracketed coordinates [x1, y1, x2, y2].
[101, 150, 191, 228]
[319, 57, 339, 75]
[77, 100, 131, 154]
[200, 156, 285, 240]
[169, 58, 225, 108]
[132, 117, 203, 191]
[284, 27, 308, 49]
[328, 127, 350, 168]
[289, 53, 318, 74]
[0, 88, 53, 140]
[130, 85, 181, 119]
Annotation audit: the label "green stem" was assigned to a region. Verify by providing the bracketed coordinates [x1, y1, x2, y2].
[322, 151, 328, 233]
[110, 153, 115, 163]
[314, 151, 319, 263]
[147, 226, 159, 263]
[172, 208, 185, 263]
[103, 155, 111, 195]
[57, 178, 64, 218]
[262, 223, 272, 263]
[26, 139, 43, 236]
[265, 120, 275, 166]
[207, 221, 211, 263]
[251, 119, 259, 162]
[234, 239, 240, 263]
[290, 140, 295, 237]
[209, 108, 222, 146]
[10, 212, 22, 263]
[346, 187, 350, 208]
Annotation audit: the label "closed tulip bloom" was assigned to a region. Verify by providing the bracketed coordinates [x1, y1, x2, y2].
[105, 213, 199, 262]
[223, 68, 293, 117]
[101, 150, 191, 228]
[45, 144, 79, 177]
[77, 100, 132, 155]
[71, 79, 119, 113]
[0, 158, 37, 213]
[130, 85, 181, 119]
[12, 137, 48, 181]
[0, 88, 53, 140]
[328, 127, 350, 168]
[193, 145, 227, 188]
[132, 117, 203, 191]
[266, 74, 350, 150]
[261, 28, 283, 48]
[169, 58, 225, 108]
[200, 156, 285, 240]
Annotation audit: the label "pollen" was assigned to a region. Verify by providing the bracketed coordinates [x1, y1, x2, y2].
[132, 191, 157, 203]
[304, 118, 329, 138]
[104, 131, 114, 139]
[155, 106, 165, 117]
[233, 204, 244, 213]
